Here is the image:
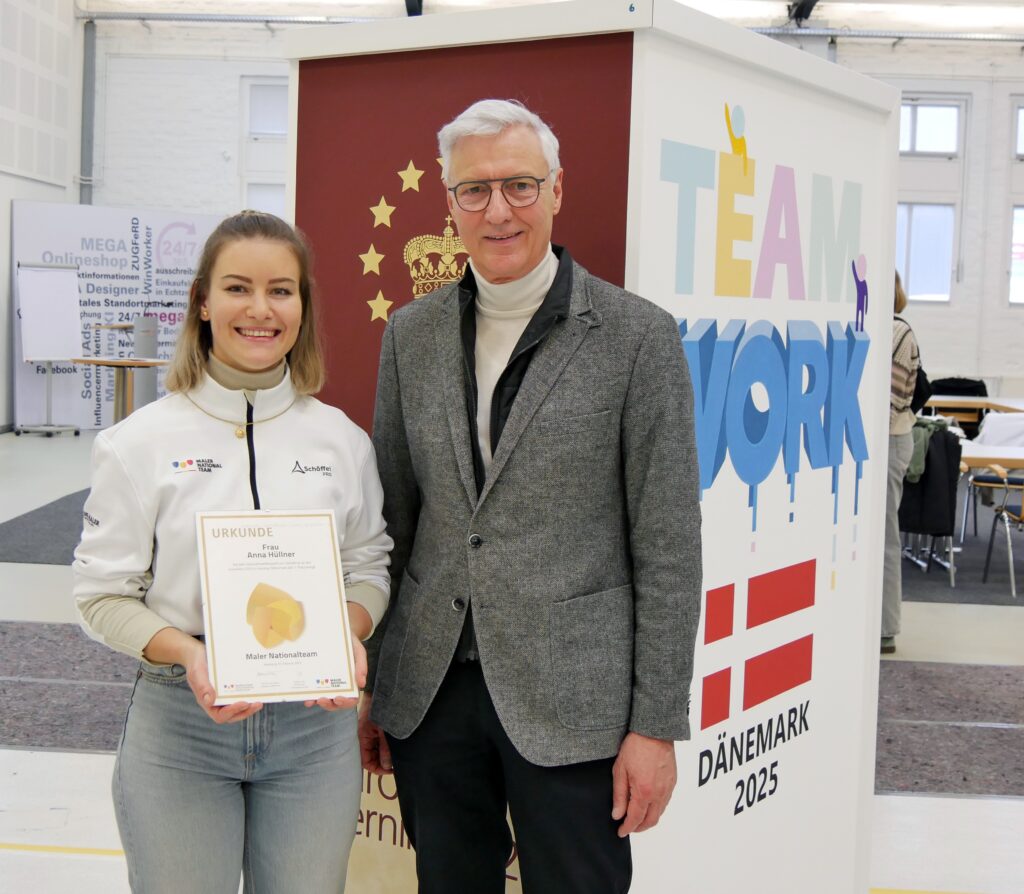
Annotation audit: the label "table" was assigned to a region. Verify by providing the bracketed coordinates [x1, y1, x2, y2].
[959, 442, 1024, 471]
[927, 395, 1024, 413]
[74, 357, 168, 423]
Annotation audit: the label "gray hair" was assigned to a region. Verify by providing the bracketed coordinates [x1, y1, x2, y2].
[438, 99, 561, 181]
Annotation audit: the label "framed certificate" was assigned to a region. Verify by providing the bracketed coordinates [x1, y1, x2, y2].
[195, 510, 358, 705]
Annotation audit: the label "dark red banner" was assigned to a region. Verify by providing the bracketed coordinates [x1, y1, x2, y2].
[295, 32, 634, 431]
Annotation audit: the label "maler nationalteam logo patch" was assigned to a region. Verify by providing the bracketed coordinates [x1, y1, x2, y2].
[171, 458, 222, 474]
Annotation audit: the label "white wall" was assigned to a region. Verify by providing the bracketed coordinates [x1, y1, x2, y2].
[7, 2, 1024, 430]
[91, 22, 289, 213]
[1, 0, 81, 430]
[835, 39, 1024, 393]
[89, 14, 1024, 393]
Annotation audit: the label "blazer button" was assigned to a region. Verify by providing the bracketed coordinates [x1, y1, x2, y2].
[452, 597, 466, 612]
[468, 534, 483, 548]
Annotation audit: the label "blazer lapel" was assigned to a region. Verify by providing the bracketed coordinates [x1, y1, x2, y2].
[434, 290, 479, 508]
[478, 277, 598, 506]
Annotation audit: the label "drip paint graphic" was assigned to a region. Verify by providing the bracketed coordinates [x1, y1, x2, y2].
[662, 106, 873, 531]
[680, 318, 869, 530]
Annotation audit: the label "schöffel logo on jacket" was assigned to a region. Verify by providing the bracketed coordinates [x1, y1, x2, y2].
[292, 460, 333, 477]
[171, 458, 222, 474]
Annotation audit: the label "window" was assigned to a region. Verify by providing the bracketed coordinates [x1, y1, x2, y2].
[241, 77, 288, 218]
[1011, 207, 1024, 305]
[896, 92, 967, 302]
[900, 100, 962, 157]
[1009, 100, 1024, 305]
[246, 182, 286, 218]
[896, 203, 955, 302]
[249, 83, 288, 137]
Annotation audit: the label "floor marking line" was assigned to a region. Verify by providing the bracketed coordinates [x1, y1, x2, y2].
[869, 890, 980, 894]
[0, 842, 123, 857]
[881, 718, 1024, 731]
[0, 744, 116, 755]
[0, 675, 133, 688]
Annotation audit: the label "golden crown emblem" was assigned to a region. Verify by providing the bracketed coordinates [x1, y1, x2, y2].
[403, 216, 469, 297]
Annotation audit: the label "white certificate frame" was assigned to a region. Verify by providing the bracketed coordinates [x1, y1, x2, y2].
[196, 509, 358, 705]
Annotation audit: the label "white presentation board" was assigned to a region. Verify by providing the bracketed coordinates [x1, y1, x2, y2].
[16, 266, 82, 362]
[11, 201, 220, 430]
[286, 2, 899, 893]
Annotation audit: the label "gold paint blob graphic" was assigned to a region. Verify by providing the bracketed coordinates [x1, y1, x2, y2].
[246, 582, 305, 649]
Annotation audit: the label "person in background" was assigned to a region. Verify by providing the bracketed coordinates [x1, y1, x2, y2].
[72, 210, 392, 893]
[360, 99, 702, 894]
[883, 271, 920, 654]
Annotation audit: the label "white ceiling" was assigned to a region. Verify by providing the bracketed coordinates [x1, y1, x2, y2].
[76, 1, 1024, 33]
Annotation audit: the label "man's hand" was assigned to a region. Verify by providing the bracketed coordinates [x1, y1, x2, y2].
[610, 732, 677, 837]
[358, 693, 393, 775]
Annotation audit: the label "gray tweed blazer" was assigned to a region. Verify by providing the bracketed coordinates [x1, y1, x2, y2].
[368, 259, 702, 767]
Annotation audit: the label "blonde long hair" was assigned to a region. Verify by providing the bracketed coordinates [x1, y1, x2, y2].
[165, 211, 325, 395]
[894, 271, 908, 315]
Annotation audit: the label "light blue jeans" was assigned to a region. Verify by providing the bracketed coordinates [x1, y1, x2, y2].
[113, 661, 361, 893]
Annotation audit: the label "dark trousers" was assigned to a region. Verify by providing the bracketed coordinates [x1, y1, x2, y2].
[386, 660, 632, 894]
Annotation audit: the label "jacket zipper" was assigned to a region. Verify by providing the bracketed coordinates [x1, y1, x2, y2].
[246, 401, 260, 509]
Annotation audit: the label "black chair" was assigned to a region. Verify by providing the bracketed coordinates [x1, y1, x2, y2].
[926, 376, 988, 440]
[971, 465, 1024, 598]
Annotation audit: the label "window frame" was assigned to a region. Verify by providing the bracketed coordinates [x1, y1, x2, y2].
[896, 200, 958, 304]
[1014, 99, 1024, 161]
[899, 96, 966, 160]
[239, 76, 288, 217]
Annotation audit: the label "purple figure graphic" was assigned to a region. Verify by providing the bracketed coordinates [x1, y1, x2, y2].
[724, 102, 748, 176]
[852, 253, 868, 331]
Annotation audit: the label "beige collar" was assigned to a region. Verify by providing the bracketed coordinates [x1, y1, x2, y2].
[206, 353, 286, 393]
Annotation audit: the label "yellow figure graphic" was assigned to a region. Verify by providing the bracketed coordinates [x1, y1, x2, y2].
[724, 102, 748, 176]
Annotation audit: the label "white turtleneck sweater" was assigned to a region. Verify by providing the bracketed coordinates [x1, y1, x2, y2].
[473, 249, 558, 470]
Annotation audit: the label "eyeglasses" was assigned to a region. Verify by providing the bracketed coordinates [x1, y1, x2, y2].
[448, 174, 550, 212]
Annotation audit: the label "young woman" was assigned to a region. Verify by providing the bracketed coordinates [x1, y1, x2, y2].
[73, 210, 391, 893]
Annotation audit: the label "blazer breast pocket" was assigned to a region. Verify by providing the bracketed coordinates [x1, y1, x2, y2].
[549, 584, 633, 731]
[531, 409, 614, 440]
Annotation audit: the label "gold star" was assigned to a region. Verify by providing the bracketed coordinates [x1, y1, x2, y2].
[358, 244, 385, 275]
[397, 161, 425, 192]
[367, 290, 393, 322]
[370, 197, 396, 228]
[437, 157, 445, 176]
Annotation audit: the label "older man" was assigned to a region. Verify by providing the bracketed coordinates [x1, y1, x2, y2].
[360, 99, 702, 894]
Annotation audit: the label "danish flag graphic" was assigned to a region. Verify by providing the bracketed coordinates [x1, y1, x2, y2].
[700, 559, 816, 730]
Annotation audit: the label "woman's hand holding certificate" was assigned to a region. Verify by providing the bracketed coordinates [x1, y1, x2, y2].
[305, 605, 370, 711]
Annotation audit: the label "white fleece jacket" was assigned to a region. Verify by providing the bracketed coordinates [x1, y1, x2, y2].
[72, 370, 392, 659]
